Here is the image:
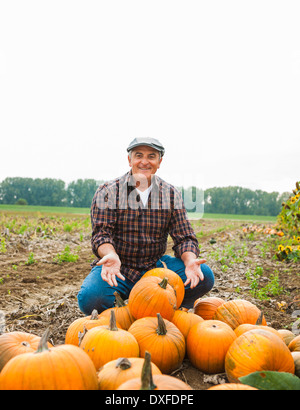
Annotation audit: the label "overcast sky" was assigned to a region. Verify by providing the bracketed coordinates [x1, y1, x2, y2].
[0, 0, 299, 194]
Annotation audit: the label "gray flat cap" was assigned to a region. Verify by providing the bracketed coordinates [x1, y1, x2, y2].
[127, 137, 165, 156]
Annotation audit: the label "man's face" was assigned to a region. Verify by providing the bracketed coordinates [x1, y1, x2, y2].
[128, 145, 163, 185]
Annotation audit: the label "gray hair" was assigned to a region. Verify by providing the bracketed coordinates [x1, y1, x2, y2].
[128, 149, 162, 160]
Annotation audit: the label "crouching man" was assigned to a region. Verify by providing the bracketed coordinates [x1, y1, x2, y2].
[78, 138, 214, 314]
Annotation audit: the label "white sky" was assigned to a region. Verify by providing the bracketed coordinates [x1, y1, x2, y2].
[0, 0, 299, 194]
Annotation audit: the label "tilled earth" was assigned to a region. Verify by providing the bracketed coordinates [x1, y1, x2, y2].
[0, 214, 299, 390]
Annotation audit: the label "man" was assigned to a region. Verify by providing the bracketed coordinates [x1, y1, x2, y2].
[78, 137, 214, 315]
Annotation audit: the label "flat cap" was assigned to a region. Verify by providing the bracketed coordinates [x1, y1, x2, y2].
[127, 137, 165, 156]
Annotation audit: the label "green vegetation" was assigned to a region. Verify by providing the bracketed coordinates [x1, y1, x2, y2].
[240, 371, 300, 391]
[277, 181, 300, 235]
[276, 242, 300, 262]
[0, 237, 7, 253]
[0, 204, 90, 214]
[25, 252, 37, 265]
[0, 204, 276, 222]
[0, 177, 288, 216]
[53, 246, 79, 264]
[245, 266, 284, 301]
[0, 177, 100, 208]
[275, 181, 300, 262]
[208, 242, 249, 273]
[191, 213, 276, 222]
[203, 186, 287, 216]
[0, 211, 90, 243]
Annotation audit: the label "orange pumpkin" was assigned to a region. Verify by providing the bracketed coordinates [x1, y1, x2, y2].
[234, 324, 283, 340]
[128, 313, 185, 374]
[98, 357, 161, 390]
[277, 329, 296, 346]
[234, 312, 283, 340]
[187, 320, 237, 374]
[171, 309, 204, 340]
[0, 331, 53, 372]
[193, 297, 225, 320]
[99, 292, 135, 330]
[225, 329, 295, 383]
[128, 276, 177, 321]
[142, 262, 185, 308]
[80, 310, 139, 370]
[117, 351, 192, 390]
[213, 299, 267, 330]
[288, 335, 300, 352]
[208, 384, 258, 390]
[65, 309, 122, 346]
[0, 329, 98, 390]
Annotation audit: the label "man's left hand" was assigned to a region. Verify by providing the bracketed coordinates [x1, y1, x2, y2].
[184, 258, 206, 289]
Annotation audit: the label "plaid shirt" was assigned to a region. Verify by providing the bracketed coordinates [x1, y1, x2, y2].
[91, 171, 200, 282]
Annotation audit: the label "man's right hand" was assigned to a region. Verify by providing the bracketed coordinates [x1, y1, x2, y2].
[96, 252, 125, 287]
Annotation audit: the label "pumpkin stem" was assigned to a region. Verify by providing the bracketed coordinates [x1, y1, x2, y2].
[156, 313, 167, 336]
[159, 277, 169, 289]
[35, 328, 51, 354]
[78, 325, 88, 347]
[116, 358, 132, 370]
[256, 311, 264, 326]
[90, 309, 99, 320]
[114, 291, 126, 307]
[109, 310, 119, 331]
[179, 307, 193, 313]
[140, 351, 157, 390]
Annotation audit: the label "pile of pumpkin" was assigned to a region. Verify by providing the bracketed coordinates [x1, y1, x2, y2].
[242, 225, 284, 237]
[0, 265, 299, 390]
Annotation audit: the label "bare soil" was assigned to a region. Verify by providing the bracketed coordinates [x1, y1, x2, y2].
[0, 216, 299, 390]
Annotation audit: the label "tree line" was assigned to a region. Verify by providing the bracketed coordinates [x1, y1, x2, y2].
[0, 177, 289, 216]
[204, 186, 288, 216]
[0, 177, 101, 208]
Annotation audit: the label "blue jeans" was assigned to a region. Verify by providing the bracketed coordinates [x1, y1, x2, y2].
[77, 255, 214, 315]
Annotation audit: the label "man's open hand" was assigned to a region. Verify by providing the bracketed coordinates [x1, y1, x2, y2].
[96, 252, 125, 287]
[184, 258, 206, 289]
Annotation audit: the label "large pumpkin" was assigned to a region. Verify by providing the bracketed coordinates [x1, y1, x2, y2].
[288, 335, 300, 352]
[225, 329, 295, 383]
[171, 309, 204, 340]
[213, 299, 267, 330]
[65, 309, 122, 346]
[0, 329, 98, 390]
[128, 276, 177, 321]
[117, 351, 192, 390]
[142, 262, 185, 308]
[98, 357, 161, 390]
[0, 331, 53, 372]
[187, 320, 237, 374]
[80, 310, 139, 370]
[99, 292, 135, 330]
[128, 313, 185, 374]
[193, 297, 225, 320]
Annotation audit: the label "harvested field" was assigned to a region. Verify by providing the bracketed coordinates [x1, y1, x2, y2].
[0, 211, 299, 389]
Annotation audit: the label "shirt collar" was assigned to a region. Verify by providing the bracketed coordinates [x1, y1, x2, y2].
[122, 170, 160, 189]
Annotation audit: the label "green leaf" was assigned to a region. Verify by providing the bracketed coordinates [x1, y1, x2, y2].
[239, 371, 300, 391]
